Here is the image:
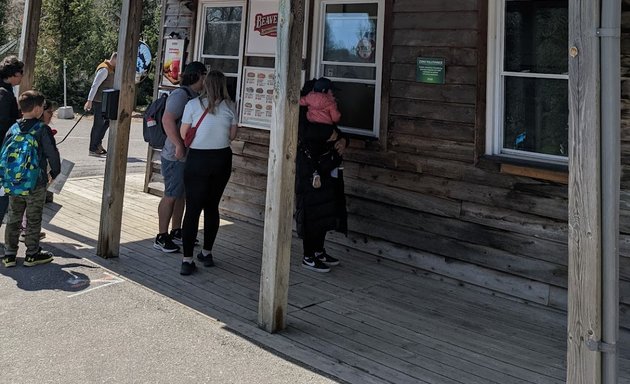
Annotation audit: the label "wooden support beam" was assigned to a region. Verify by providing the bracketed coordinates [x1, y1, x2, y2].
[567, 0, 602, 382]
[258, 0, 305, 333]
[18, 0, 43, 94]
[97, 0, 143, 258]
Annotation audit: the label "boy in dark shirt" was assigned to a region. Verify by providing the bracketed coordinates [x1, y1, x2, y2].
[1, 91, 61, 267]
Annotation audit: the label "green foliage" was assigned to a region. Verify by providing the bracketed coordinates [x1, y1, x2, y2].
[0, 2, 7, 46]
[0, 0, 23, 56]
[34, 0, 161, 109]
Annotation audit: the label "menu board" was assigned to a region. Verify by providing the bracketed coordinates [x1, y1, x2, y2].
[240, 67, 275, 129]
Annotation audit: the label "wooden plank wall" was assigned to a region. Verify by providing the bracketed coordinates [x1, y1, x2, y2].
[619, 0, 630, 331]
[152, 0, 630, 328]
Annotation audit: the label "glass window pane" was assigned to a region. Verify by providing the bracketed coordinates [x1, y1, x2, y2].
[200, 58, 240, 75]
[203, 7, 243, 56]
[504, 0, 568, 74]
[323, 64, 376, 80]
[503, 77, 568, 157]
[324, 4, 378, 64]
[334, 82, 375, 131]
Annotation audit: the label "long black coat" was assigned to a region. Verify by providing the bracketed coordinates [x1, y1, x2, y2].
[295, 106, 348, 238]
[0, 81, 19, 140]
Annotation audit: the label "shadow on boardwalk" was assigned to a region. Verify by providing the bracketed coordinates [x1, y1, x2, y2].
[33, 174, 630, 384]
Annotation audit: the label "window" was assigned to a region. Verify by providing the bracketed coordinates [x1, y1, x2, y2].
[486, 0, 568, 164]
[195, 1, 246, 102]
[311, 0, 385, 137]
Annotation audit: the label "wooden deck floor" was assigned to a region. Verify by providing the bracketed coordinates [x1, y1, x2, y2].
[40, 174, 630, 384]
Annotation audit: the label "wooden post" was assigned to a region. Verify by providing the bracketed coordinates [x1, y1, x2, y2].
[258, 0, 305, 333]
[567, 0, 602, 382]
[97, 0, 143, 258]
[17, 0, 43, 94]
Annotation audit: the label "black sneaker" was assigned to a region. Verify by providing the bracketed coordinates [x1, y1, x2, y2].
[24, 250, 54, 267]
[180, 261, 197, 275]
[302, 255, 330, 273]
[2, 254, 16, 268]
[88, 149, 107, 157]
[316, 251, 340, 266]
[170, 228, 199, 246]
[196, 252, 215, 267]
[153, 233, 180, 253]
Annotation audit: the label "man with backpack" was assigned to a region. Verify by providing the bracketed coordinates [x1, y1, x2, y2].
[1, 90, 61, 268]
[153, 61, 206, 253]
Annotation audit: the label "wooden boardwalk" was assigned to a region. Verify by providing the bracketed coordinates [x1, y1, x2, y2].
[41, 174, 630, 384]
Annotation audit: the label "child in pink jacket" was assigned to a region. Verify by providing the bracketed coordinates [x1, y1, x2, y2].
[299, 77, 341, 125]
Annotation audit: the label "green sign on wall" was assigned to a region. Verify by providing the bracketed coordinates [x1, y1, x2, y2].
[416, 57, 445, 84]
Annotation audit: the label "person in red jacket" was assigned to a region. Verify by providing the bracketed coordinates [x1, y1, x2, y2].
[299, 77, 341, 125]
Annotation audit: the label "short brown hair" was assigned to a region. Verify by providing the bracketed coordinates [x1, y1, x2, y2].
[18, 90, 45, 113]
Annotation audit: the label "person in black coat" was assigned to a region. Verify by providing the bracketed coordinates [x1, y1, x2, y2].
[0, 56, 24, 227]
[295, 79, 348, 273]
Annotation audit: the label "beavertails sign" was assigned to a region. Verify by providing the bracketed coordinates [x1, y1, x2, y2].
[254, 13, 278, 37]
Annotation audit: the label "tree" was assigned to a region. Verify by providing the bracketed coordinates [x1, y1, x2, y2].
[33, 0, 161, 109]
[0, 0, 25, 56]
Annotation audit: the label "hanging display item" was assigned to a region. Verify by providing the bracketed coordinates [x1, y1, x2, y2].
[161, 39, 185, 87]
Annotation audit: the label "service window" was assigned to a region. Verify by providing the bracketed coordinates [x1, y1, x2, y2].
[311, 0, 385, 137]
[486, 0, 568, 164]
[195, 1, 246, 102]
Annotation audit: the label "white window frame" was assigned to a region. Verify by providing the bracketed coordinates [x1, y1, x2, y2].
[194, 1, 247, 107]
[485, 0, 568, 165]
[310, 0, 385, 137]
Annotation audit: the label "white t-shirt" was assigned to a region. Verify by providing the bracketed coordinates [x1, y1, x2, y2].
[181, 98, 237, 150]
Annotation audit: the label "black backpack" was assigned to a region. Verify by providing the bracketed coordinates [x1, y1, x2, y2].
[143, 88, 193, 149]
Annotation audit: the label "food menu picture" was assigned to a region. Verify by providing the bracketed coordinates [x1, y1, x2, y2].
[240, 67, 275, 129]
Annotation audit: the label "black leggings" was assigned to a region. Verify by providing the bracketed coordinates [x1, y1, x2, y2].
[182, 147, 232, 258]
[303, 229, 327, 257]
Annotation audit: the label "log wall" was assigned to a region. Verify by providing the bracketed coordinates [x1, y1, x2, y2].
[152, 0, 630, 328]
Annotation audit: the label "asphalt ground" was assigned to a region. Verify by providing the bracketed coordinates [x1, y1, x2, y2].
[51, 111, 149, 177]
[0, 111, 339, 384]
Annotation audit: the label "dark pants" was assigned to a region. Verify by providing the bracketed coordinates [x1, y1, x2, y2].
[182, 147, 232, 258]
[0, 195, 8, 224]
[303, 229, 327, 258]
[89, 101, 110, 151]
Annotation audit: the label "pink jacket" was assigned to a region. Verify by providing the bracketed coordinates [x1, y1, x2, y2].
[299, 91, 341, 125]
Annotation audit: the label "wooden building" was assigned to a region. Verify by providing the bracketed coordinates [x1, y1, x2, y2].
[9, 0, 623, 380]
[145, 0, 629, 333]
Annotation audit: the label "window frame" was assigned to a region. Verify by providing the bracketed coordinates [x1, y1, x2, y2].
[310, 0, 385, 138]
[194, 0, 247, 107]
[485, 0, 569, 165]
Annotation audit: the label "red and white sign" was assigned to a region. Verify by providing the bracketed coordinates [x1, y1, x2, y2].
[246, 1, 279, 57]
[253, 12, 278, 37]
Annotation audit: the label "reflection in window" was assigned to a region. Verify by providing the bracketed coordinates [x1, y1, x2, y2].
[198, 4, 245, 104]
[491, 0, 568, 161]
[504, 1, 568, 74]
[315, 1, 382, 136]
[202, 7, 243, 57]
[503, 77, 568, 156]
[323, 4, 378, 64]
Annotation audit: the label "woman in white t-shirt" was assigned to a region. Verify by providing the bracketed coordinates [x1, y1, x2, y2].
[178, 70, 238, 275]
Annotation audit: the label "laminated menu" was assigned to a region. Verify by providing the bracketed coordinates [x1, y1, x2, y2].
[240, 67, 275, 129]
